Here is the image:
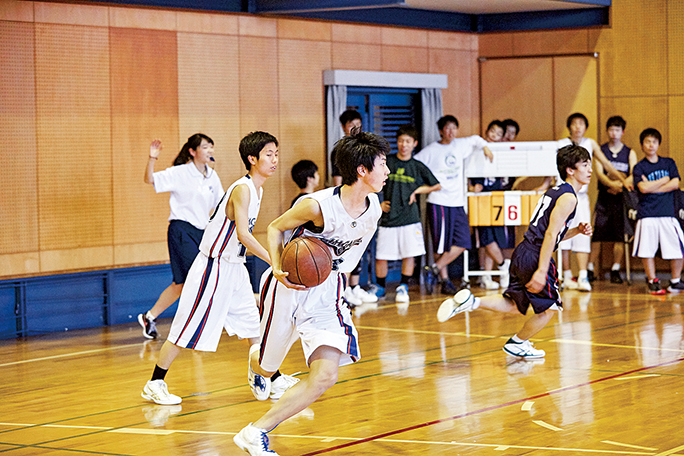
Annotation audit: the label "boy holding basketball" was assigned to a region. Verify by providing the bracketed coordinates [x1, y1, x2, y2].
[437, 144, 593, 359]
[234, 131, 389, 455]
[140, 131, 299, 406]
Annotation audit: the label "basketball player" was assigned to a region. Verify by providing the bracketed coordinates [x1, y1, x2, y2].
[437, 144, 593, 359]
[233, 130, 390, 455]
[141, 132, 298, 406]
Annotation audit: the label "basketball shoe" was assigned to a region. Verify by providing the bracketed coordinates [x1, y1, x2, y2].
[502, 338, 545, 358]
[437, 289, 477, 322]
[141, 379, 182, 405]
[234, 423, 279, 455]
[248, 344, 271, 401]
[270, 373, 300, 400]
[138, 312, 158, 339]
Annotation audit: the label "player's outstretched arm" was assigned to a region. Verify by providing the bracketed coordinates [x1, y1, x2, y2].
[144, 139, 162, 184]
[228, 184, 270, 265]
[267, 198, 324, 289]
[526, 193, 576, 293]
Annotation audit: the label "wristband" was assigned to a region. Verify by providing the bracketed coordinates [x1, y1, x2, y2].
[149, 156, 157, 160]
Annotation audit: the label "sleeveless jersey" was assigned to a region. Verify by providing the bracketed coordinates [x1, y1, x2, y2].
[597, 143, 631, 199]
[524, 182, 577, 251]
[289, 186, 381, 274]
[199, 174, 262, 263]
[557, 137, 592, 194]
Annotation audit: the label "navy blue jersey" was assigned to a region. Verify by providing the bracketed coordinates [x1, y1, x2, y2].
[597, 143, 631, 200]
[471, 177, 512, 192]
[523, 182, 577, 251]
[633, 156, 680, 219]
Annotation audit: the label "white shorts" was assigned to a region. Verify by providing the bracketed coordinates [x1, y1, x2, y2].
[559, 192, 591, 253]
[257, 268, 360, 372]
[167, 254, 260, 352]
[376, 223, 426, 261]
[632, 217, 684, 259]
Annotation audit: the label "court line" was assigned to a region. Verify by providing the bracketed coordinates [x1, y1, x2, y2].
[0, 344, 134, 368]
[603, 441, 659, 451]
[520, 401, 534, 411]
[356, 325, 496, 339]
[533, 420, 564, 431]
[300, 356, 684, 455]
[550, 339, 684, 354]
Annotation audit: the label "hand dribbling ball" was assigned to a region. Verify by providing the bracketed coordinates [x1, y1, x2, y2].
[280, 237, 333, 287]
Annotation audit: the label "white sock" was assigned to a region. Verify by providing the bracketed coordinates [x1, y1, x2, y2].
[672, 278, 680, 284]
[612, 263, 621, 271]
[564, 270, 573, 281]
[587, 262, 594, 272]
[146, 311, 155, 320]
[472, 297, 481, 310]
[578, 270, 588, 280]
[512, 334, 524, 343]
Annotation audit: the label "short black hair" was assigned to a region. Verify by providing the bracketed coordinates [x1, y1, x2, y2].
[396, 124, 419, 141]
[239, 131, 278, 170]
[290, 160, 318, 189]
[487, 120, 505, 133]
[339, 109, 362, 126]
[606, 116, 626, 130]
[640, 128, 662, 145]
[502, 119, 519, 135]
[557, 144, 591, 181]
[437, 115, 459, 131]
[566, 112, 589, 130]
[333, 131, 390, 186]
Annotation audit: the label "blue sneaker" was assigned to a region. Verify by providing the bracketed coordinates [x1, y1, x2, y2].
[368, 284, 385, 298]
[424, 264, 440, 294]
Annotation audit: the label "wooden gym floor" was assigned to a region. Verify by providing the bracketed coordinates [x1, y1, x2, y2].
[1, 280, 684, 455]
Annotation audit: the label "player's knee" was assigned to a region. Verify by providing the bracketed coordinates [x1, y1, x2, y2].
[311, 369, 338, 392]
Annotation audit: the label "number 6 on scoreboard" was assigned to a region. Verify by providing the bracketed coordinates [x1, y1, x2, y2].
[504, 192, 522, 226]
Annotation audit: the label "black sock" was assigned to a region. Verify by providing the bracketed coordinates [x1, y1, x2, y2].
[270, 370, 281, 381]
[377, 277, 386, 288]
[151, 365, 168, 382]
[400, 274, 411, 285]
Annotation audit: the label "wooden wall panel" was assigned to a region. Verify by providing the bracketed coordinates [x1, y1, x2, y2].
[600, 96, 669, 156]
[480, 58, 554, 141]
[331, 22, 381, 44]
[110, 28, 178, 251]
[429, 48, 479, 135]
[177, 11, 238, 35]
[0, 22, 37, 262]
[428, 30, 477, 51]
[668, 96, 684, 166]
[35, 24, 112, 259]
[239, 35, 279, 236]
[34, 2, 108, 26]
[512, 30, 590, 56]
[553, 56, 598, 140]
[478, 33, 513, 58]
[332, 41, 382, 71]
[382, 27, 427, 47]
[278, 38, 331, 208]
[277, 18, 330, 41]
[0, 0, 33, 22]
[668, 0, 684, 95]
[381, 45, 428, 73]
[605, 0, 667, 97]
[176, 32, 242, 188]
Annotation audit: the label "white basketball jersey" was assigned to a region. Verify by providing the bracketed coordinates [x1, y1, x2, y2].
[199, 174, 262, 263]
[289, 186, 381, 274]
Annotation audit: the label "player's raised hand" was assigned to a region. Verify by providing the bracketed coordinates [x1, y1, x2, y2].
[578, 222, 593, 237]
[150, 139, 163, 158]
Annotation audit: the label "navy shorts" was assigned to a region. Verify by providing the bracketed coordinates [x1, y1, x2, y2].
[478, 226, 516, 250]
[592, 197, 625, 242]
[168, 220, 203, 285]
[503, 241, 562, 315]
[427, 203, 471, 253]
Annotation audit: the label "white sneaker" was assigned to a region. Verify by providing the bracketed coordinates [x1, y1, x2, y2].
[562, 277, 579, 290]
[234, 423, 279, 455]
[353, 285, 378, 303]
[395, 284, 409, 303]
[577, 277, 591, 292]
[344, 286, 362, 306]
[270, 373, 300, 400]
[437, 289, 475, 322]
[498, 259, 510, 289]
[482, 276, 500, 290]
[502, 338, 545, 358]
[141, 379, 182, 405]
[248, 345, 271, 401]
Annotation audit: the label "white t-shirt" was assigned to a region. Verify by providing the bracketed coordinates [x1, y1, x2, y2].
[153, 162, 223, 230]
[414, 135, 488, 207]
[556, 137, 592, 194]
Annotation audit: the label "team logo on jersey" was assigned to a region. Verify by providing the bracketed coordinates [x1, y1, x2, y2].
[248, 217, 256, 233]
[318, 237, 363, 256]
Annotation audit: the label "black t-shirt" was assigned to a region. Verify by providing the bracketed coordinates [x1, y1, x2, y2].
[633, 156, 680, 219]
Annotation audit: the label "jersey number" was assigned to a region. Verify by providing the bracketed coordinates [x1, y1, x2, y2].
[529, 195, 552, 227]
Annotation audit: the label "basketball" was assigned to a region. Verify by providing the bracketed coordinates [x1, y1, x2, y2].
[280, 236, 333, 287]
